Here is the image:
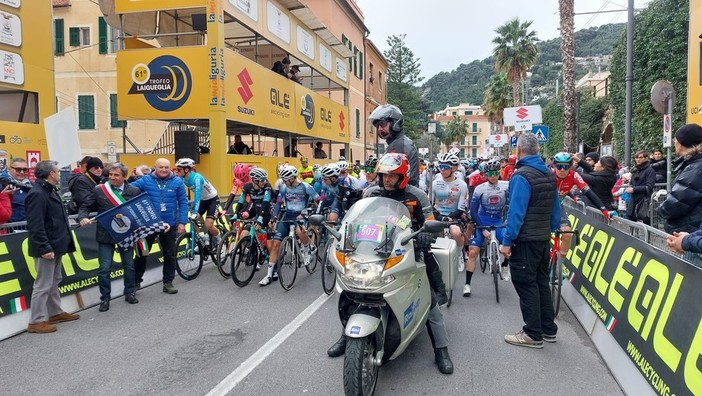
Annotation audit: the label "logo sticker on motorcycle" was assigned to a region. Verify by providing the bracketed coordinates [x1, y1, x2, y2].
[354, 224, 384, 243]
[350, 326, 361, 335]
[403, 298, 420, 329]
[397, 216, 410, 230]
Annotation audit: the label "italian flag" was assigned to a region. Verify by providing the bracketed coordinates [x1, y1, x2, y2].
[568, 272, 576, 284]
[10, 296, 27, 313]
[605, 315, 617, 332]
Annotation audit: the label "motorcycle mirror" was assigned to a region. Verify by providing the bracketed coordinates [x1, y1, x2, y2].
[308, 214, 324, 226]
[422, 220, 444, 234]
[401, 230, 420, 246]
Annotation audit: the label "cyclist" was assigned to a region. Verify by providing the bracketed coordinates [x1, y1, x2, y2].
[336, 161, 360, 188]
[298, 156, 315, 184]
[501, 154, 517, 181]
[174, 158, 221, 245]
[552, 152, 610, 256]
[234, 167, 274, 255]
[433, 153, 462, 182]
[357, 156, 378, 190]
[230, 163, 252, 197]
[466, 159, 510, 296]
[259, 165, 319, 286]
[318, 163, 360, 223]
[467, 162, 488, 202]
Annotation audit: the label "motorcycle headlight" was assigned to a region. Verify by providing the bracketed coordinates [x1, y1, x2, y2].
[340, 259, 395, 290]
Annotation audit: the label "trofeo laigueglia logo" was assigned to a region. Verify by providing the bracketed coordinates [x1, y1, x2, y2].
[129, 55, 192, 112]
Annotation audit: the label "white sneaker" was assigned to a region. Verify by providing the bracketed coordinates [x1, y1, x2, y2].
[462, 284, 471, 297]
[501, 265, 511, 281]
[458, 259, 465, 273]
[258, 276, 272, 286]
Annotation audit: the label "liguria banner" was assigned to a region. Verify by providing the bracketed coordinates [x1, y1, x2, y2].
[563, 208, 702, 396]
[0, 224, 164, 318]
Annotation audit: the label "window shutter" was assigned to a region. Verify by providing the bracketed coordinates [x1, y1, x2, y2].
[110, 94, 120, 128]
[78, 96, 95, 129]
[98, 17, 108, 54]
[355, 108, 360, 138]
[358, 52, 363, 79]
[69, 27, 80, 47]
[54, 19, 65, 55]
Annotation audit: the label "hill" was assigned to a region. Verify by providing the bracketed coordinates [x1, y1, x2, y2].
[422, 23, 626, 111]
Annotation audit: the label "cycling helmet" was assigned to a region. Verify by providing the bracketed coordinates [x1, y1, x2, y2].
[376, 153, 410, 190]
[233, 163, 251, 180]
[478, 162, 487, 173]
[175, 158, 195, 168]
[365, 156, 378, 169]
[508, 154, 517, 165]
[485, 159, 501, 172]
[279, 165, 298, 181]
[300, 156, 308, 163]
[320, 163, 341, 178]
[337, 161, 349, 171]
[437, 153, 459, 165]
[312, 164, 320, 171]
[460, 159, 471, 168]
[553, 152, 573, 164]
[249, 167, 268, 182]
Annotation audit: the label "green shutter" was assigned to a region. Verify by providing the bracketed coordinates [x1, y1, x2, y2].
[99, 17, 108, 54]
[355, 108, 361, 138]
[78, 95, 95, 129]
[472, 136, 477, 145]
[110, 94, 121, 128]
[54, 19, 64, 55]
[69, 27, 80, 47]
[358, 51, 363, 79]
[472, 122, 478, 132]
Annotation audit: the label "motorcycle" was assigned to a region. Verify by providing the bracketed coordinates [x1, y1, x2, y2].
[309, 197, 444, 396]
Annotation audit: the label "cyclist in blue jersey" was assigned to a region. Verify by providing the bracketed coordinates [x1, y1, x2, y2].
[234, 168, 274, 253]
[466, 159, 510, 296]
[318, 163, 360, 224]
[174, 158, 221, 245]
[259, 165, 319, 286]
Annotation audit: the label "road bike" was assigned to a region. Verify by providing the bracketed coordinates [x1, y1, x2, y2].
[317, 219, 338, 295]
[228, 220, 271, 287]
[216, 216, 249, 279]
[277, 215, 319, 291]
[549, 229, 579, 317]
[175, 212, 228, 280]
[475, 224, 507, 303]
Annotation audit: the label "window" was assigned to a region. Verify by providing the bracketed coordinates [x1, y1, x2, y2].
[471, 148, 477, 157]
[452, 111, 457, 116]
[355, 108, 361, 138]
[460, 148, 465, 157]
[378, 72, 383, 91]
[78, 95, 95, 129]
[461, 136, 466, 145]
[110, 94, 125, 128]
[472, 122, 478, 132]
[69, 26, 90, 47]
[369, 63, 374, 84]
[54, 19, 65, 56]
[98, 17, 108, 54]
[471, 136, 477, 145]
[109, 26, 123, 53]
[464, 110, 473, 115]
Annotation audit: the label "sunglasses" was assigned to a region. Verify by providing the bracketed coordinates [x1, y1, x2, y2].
[373, 119, 390, 128]
[11, 167, 29, 172]
[486, 170, 499, 177]
[438, 164, 452, 171]
[364, 167, 375, 173]
[555, 164, 570, 171]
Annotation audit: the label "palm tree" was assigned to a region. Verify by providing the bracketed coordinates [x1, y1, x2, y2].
[492, 18, 539, 107]
[441, 116, 467, 152]
[560, 0, 577, 151]
[483, 72, 512, 133]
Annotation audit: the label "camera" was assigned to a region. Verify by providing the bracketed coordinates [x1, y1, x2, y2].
[0, 177, 32, 192]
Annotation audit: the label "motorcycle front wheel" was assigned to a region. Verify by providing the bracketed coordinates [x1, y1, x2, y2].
[343, 336, 379, 396]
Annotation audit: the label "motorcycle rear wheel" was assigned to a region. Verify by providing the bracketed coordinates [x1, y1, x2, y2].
[343, 336, 379, 396]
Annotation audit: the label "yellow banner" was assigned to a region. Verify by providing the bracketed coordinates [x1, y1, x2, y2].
[117, 47, 210, 120]
[294, 84, 349, 142]
[115, 0, 205, 13]
[688, 0, 702, 125]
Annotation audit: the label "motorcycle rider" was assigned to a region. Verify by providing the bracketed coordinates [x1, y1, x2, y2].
[370, 104, 420, 187]
[327, 153, 454, 375]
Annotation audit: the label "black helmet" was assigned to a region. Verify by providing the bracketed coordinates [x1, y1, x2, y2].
[369, 104, 404, 134]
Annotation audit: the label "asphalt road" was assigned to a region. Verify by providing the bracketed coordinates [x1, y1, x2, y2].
[0, 260, 624, 396]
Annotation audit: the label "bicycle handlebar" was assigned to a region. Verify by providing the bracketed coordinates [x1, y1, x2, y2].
[475, 224, 507, 230]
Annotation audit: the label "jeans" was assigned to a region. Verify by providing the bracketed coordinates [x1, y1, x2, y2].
[29, 256, 64, 324]
[97, 242, 136, 301]
[508, 240, 558, 341]
[134, 228, 177, 285]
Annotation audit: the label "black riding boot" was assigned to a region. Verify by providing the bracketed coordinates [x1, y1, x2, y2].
[434, 347, 454, 374]
[429, 271, 448, 306]
[327, 331, 347, 357]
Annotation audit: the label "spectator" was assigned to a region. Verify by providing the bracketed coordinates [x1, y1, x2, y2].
[313, 142, 327, 159]
[67, 157, 103, 214]
[78, 163, 140, 312]
[130, 158, 189, 295]
[284, 138, 299, 158]
[613, 173, 632, 212]
[649, 149, 667, 183]
[576, 155, 618, 210]
[584, 152, 600, 168]
[127, 165, 151, 183]
[500, 133, 561, 348]
[289, 65, 303, 84]
[657, 123, 702, 233]
[5, 158, 32, 223]
[0, 184, 12, 232]
[624, 150, 656, 224]
[26, 160, 80, 333]
[227, 134, 253, 155]
[100, 162, 112, 183]
[271, 61, 287, 78]
[72, 156, 92, 174]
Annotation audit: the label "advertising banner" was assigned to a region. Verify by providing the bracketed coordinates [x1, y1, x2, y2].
[563, 208, 702, 396]
[0, 225, 164, 319]
[115, 0, 205, 13]
[294, 83, 349, 142]
[94, 193, 167, 249]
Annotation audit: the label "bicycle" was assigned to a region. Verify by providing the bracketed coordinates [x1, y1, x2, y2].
[317, 219, 339, 295]
[549, 229, 579, 317]
[174, 212, 228, 280]
[216, 217, 249, 279]
[228, 220, 271, 287]
[277, 215, 319, 291]
[475, 224, 507, 303]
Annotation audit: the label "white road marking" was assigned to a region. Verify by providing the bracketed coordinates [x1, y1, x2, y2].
[206, 293, 333, 396]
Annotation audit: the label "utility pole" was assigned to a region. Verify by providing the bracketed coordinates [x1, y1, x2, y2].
[624, 0, 634, 169]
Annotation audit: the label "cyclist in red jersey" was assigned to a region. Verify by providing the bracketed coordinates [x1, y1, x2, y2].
[467, 162, 488, 202]
[501, 154, 517, 181]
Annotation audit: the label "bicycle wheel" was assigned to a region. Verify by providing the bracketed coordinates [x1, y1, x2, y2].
[489, 242, 500, 303]
[231, 238, 258, 287]
[479, 245, 487, 272]
[216, 231, 237, 279]
[550, 254, 563, 317]
[306, 229, 319, 274]
[175, 233, 203, 281]
[277, 236, 298, 290]
[321, 238, 337, 295]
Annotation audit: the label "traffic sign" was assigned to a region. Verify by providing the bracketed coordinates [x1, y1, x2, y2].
[504, 105, 543, 130]
[663, 114, 672, 148]
[531, 125, 549, 143]
[510, 135, 518, 148]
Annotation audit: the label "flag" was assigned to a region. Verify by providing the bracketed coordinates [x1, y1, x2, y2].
[10, 296, 26, 313]
[95, 193, 168, 249]
[605, 315, 617, 332]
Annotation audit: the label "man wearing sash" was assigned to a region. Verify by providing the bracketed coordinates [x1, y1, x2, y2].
[78, 163, 140, 312]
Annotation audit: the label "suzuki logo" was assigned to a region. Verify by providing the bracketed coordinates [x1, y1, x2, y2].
[339, 111, 345, 130]
[516, 107, 528, 120]
[237, 68, 254, 104]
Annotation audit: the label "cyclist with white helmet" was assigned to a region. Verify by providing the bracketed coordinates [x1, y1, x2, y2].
[433, 153, 463, 182]
[234, 167, 274, 247]
[336, 161, 360, 188]
[259, 165, 319, 286]
[318, 162, 360, 223]
[174, 158, 221, 245]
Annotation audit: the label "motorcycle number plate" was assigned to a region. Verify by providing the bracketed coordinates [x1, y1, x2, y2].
[355, 224, 384, 243]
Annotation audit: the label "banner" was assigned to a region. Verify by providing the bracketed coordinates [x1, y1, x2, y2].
[95, 193, 167, 249]
[0, 224, 164, 319]
[563, 208, 702, 396]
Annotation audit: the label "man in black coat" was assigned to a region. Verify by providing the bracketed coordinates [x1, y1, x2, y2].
[67, 156, 103, 214]
[26, 160, 79, 333]
[78, 163, 140, 312]
[576, 155, 618, 210]
[625, 150, 657, 224]
[369, 104, 419, 187]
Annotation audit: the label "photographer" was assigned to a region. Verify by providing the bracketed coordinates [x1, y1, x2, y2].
[2, 158, 33, 223]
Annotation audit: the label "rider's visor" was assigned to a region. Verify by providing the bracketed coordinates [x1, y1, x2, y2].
[555, 164, 570, 171]
[486, 170, 499, 177]
[438, 164, 452, 171]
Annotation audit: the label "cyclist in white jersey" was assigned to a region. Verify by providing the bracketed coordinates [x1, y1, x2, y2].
[465, 159, 510, 296]
[433, 153, 464, 182]
[174, 158, 221, 244]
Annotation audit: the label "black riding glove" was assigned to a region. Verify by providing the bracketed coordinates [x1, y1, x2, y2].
[415, 232, 437, 250]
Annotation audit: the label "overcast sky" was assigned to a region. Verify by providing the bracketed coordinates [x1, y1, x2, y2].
[355, 0, 652, 80]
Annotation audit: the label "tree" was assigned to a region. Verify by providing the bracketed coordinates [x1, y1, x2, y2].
[492, 18, 539, 106]
[384, 34, 429, 140]
[560, 0, 577, 151]
[483, 72, 512, 132]
[440, 116, 467, 152]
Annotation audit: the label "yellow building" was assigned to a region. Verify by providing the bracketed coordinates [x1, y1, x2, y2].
[431, 103, 492, 158]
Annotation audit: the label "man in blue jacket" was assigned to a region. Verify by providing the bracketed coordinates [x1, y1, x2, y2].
[500, 133, 562, 349]
[131, 158, 189, 294]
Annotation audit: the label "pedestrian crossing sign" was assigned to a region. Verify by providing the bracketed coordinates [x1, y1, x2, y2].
[531, 125, 549, 143]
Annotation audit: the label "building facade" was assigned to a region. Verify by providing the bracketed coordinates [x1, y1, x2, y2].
[431, 103, 492, 158]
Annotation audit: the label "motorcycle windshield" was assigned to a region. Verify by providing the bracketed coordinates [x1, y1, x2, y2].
[341, 197, 413, 259]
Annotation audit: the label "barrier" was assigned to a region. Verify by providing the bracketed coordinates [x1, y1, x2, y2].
[561, 199, 702, 396]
